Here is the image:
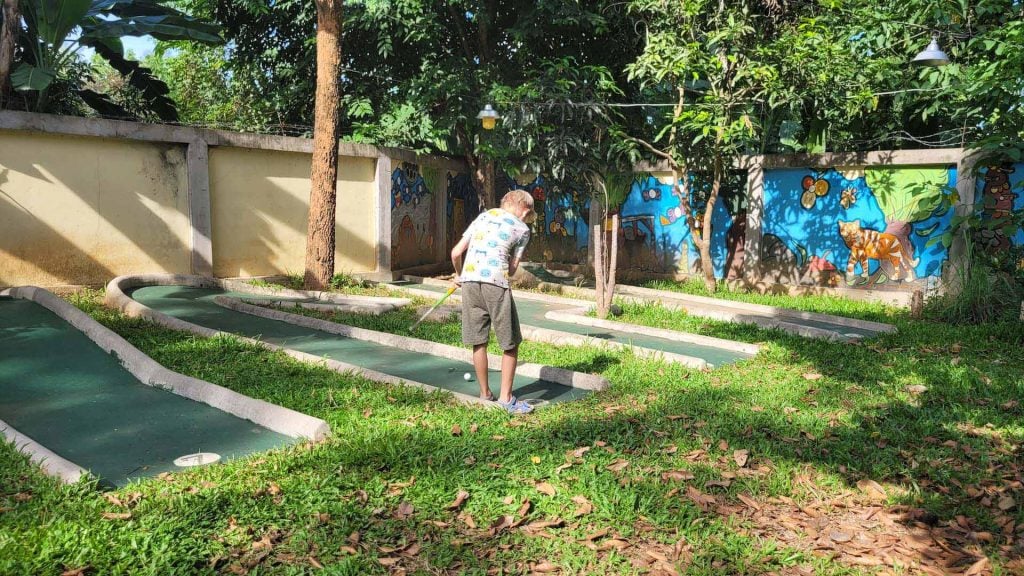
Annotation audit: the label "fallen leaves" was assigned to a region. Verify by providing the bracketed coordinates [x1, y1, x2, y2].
[393, 501, 414, 520]
[571, 495, 594, 517]
[446, 490, 470, 511]
[733, 449, 750, 468]
[535, 482, 557, 496]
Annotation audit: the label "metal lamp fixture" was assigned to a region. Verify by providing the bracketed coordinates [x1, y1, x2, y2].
[912, 34, 950, 67]
[476, 104, 501, 130]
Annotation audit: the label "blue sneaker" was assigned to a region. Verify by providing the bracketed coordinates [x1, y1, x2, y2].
[498, 396, 534, 414]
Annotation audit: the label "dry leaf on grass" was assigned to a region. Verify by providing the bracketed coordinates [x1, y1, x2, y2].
[733, 449, 750, 467]
[101, 512, 132, 520]
[606, 459, 630, 473]
[394, 501, 414, 520]
[571, 495, 593, 517]
[532, 560, 560, 573]
[661, 470, 695, 482]
[446, 490, 470, 511]
[856, 479, 887, 501]
[451, 424, 462, 436]
[488, 514, 514, 536]
[535, 482, 556, 496]
[803, 373, 822, 380]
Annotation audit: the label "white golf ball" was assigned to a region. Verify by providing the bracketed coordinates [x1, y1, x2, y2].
[463, 372, 472, 381]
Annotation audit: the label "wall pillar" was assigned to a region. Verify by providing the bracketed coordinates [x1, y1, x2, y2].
[375, 154, 393, 276]
[187, 139, 213, 277]
[742, 158, 765, 284]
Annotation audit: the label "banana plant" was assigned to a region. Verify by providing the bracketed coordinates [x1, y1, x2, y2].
[11, 0, 222, 119]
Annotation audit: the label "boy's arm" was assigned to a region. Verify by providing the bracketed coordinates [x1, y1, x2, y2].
[450, 236, 470, 285]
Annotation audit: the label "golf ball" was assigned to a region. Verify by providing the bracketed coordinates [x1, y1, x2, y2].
[463, 372, 472, 381]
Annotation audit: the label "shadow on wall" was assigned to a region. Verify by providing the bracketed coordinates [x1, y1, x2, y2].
[761, 166, 955, 291]
[209, 148, 378, 278]
[0, 135, 191, 287]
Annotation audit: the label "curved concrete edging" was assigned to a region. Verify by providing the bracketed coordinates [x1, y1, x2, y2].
[216, 296, 609, 391]
[240, 298, 393, 316]
[0, 417, 91, 484]
[544, 309, 761, 356]
[382, 281, 709, 368]
[220, 278, 411, 307]
[90, 276, 332, 441]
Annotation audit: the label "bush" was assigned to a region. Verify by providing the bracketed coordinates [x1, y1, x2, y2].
[926, 241, 1024, 324]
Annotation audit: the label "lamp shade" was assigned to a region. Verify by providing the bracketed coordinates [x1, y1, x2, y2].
[912, 36, 950, 66]
[476, 104, 501, 130]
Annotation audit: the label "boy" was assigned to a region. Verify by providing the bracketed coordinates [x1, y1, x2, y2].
[450, 189, 536, 414]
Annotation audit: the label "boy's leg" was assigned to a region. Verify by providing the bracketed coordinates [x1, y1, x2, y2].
[473, 344, 491, 398]
[498, 345, 518, 403]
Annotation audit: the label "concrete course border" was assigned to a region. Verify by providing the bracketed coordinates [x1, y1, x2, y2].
[544, 309, 761, 357]
[15, 282, 330, 441]
[397, 274, 891, 342]
[0, 417, 91, 484]
[381, 281, 715, 369]
[215, 296, 609, 391]
[105, 275, 503, 406]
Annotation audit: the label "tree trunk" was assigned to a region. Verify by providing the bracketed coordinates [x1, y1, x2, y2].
[304, 0, 344, 290]
[700, 158, 724, 293]
[472, 157, 495, 210]
[606, 213, 619, 313]
[0, 0, 19, 102]
[593, 219, 607, 318]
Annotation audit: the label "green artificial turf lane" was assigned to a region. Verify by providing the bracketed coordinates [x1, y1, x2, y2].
[129, 286, 589, 404]
[404, 282, 754, 367]
[520, 263, 883, 340]
[0, 298, 295, 487]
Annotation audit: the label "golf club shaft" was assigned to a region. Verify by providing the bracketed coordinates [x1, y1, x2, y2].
[410, 286, 457, 331]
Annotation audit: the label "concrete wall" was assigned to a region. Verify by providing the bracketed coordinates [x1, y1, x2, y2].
[210, 148, 377, 277]
[0, 130, 191, 286]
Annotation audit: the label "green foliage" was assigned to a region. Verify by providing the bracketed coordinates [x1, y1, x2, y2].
[8, 0, 223, 119]
[926, 241, 1024, 324]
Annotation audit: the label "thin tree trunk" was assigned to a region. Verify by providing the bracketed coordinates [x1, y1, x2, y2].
[305, 0, 344, 290]
[593, 220, 607, 318]
[700, 157, 724, 293]
[0, 0, 19, 102]
[606, 213, 619, 312]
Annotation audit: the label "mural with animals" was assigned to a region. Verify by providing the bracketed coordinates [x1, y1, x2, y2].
[499, 174, 590, 264]
[761, 166, 956, 289]
[445, 172, 480, 255]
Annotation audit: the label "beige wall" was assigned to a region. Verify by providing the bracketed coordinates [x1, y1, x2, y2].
[209, 147, 377, 277]
[0, 130, 191, 286]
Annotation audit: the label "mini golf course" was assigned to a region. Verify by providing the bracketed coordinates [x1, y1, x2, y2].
[106, 276, 603, 407]
[509, 263, 895, 342]
[0, 288, 327, 488]
[388, 280, 759, 369]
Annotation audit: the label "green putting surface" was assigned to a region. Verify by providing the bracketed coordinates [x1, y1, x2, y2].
[0, 298, 295, 488]
[404, 282, 754, 368]
[519, 263, 884, 340]
[129, 286, 589, 404]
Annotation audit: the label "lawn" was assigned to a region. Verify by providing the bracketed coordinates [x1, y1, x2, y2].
[1, 283, 1022, 575]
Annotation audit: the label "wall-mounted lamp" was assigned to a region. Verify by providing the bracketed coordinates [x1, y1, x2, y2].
[912, 34, 951, 67]
[476, 104, 501, 130]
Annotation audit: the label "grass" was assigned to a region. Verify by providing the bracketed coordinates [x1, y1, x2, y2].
[2, 285, 1023, 575]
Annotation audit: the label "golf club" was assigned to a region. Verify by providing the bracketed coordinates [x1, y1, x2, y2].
[409, 286, 457, 331]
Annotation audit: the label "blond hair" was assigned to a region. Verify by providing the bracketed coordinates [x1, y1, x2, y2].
[501, 189, 534, 212]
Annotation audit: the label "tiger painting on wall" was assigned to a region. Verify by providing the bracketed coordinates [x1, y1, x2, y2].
[838, 220, 919, 282]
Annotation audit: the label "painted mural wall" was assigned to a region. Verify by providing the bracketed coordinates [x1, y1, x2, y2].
[975, 163, 1024, 253]
[445, 171, 480, 254]
[498, 172, 746, 278]
[391, 162, 439, 269]
[500, 174, 591, 264]
[761, 166, 957, 289]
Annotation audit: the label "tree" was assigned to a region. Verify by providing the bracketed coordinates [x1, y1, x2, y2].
[4, 0, 221, 119]
[495, 58, 640, 317]
[305, 0, 344, 290]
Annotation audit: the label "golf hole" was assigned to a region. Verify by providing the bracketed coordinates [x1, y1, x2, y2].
[173, 452, 221, 468]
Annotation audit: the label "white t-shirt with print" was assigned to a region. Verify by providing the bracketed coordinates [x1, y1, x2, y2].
[459, 208, 531, 288]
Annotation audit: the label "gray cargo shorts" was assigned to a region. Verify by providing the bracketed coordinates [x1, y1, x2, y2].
[461, 281, 522, 351]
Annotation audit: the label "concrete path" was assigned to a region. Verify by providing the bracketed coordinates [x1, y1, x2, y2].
[0, 296, 300, 487]
[513, 263, 895, 342]
[388, 279, 759, 368]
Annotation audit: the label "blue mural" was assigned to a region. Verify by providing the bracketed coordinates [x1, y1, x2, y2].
[762, 166, 956, 287]
[975, 164, 1024, 252]
[619, 175, 735, 278]
[499, 174, 590, 263]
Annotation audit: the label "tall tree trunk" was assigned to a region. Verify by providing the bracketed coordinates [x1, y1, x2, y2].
[593, 219, 606, 318]
[305, 0, 344, 290]
[0, 0, 19, 102]
[700, 157, 724, 293]
[605, 213, 619, 314]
